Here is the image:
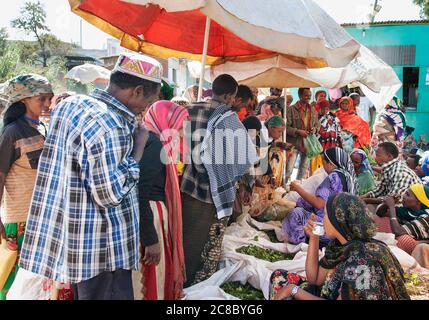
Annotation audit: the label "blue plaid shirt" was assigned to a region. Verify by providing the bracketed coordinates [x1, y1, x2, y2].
[19, 89, 140, 284]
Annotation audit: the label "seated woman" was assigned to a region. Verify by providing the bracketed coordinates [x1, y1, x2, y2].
[350, 149, 376, 196]
[271, 193, 410, 300]
[375, 183, 429, 248]
[374, 184, 429, 268]
[335, 96, 371, 150]
[282, 147, 356, 248]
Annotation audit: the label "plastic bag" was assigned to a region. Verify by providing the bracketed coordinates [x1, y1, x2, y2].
[357, 171, 376, 195]
[303, 134, 323, 159]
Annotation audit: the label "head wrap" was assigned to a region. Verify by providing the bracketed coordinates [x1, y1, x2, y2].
[324, 147, 357, 194]
[113, 53, 163, 83]
[161, 80, 175, 100]
[326, 193, 377, 242]
[3, 74, 53, 109]
[265, 115, 285, 128]
[319, 193, 410, 300]
[338, 96, 355, 114]
[351, 148, 374, 176]
[316, 100, 331, 114]
[315, 90, 326, 100]
[410, 184, 429, 208]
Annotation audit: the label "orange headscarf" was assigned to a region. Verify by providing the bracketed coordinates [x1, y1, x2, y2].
[336, 96, 371, 148]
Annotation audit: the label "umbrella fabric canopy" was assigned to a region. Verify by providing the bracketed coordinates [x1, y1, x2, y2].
[207, 46, 402, 111]
[65, 63, 111, 84]
[69, 0, 361, 68]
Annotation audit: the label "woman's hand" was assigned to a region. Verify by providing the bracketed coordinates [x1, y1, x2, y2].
[289, 181, 302, 192]
[304, 214, 318, 239]
[384, 196, 396, 208]
[273, 284, 296, 300]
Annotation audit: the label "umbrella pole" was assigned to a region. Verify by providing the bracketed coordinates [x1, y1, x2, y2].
[197, 17, 211, 101]
[283, 90, 288, 187]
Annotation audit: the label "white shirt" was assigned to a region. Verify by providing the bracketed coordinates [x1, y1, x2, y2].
[356, 96, 373, 123]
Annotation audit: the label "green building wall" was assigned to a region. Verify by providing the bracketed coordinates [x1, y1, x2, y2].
[344, 22, 429, 139]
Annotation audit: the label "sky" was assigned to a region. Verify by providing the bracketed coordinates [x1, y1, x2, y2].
[0, 0, 423, 50]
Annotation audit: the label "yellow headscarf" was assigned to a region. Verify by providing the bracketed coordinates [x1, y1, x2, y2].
[410, 184, 429, 208]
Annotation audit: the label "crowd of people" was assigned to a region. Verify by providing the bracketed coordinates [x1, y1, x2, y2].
[0, 52, 429, 301]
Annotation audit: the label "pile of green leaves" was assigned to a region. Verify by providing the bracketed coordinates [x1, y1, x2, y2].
[221, 282, 265, 300]
[236, 245, 295, 262]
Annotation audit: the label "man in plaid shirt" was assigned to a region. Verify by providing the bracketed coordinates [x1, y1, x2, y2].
[362, 142, 420, 204]
[18, 53, 162, 300]
[181, 75, 256, 287]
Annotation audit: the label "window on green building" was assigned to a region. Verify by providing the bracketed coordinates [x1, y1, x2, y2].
[403, 67, 419, 110]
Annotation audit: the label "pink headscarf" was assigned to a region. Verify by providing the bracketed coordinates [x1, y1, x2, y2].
[144, 100, 189, 300]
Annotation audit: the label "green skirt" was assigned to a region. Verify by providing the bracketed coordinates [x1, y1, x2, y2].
[0, 222, 25, 300]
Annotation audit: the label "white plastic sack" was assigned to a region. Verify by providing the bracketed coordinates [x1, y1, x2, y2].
[7, 268, 52, 300]
[285, 168, 328, 202]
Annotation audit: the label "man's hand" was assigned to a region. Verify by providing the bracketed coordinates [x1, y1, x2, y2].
[297, 130, 309, 138]
[143, 243, 161, 266]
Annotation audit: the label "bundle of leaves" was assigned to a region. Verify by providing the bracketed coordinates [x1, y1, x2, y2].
[404, 273, 429, 300]
[220, 282, 265, 300]
[236, 245, 295, 262]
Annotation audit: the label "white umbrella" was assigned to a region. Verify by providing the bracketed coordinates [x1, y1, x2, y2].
[65, 63, 111, 84]
[85, 0, 362, 100]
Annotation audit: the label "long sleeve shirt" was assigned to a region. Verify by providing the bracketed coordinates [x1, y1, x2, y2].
[368, 158, 420, 199]
[19, 89, 140, 284]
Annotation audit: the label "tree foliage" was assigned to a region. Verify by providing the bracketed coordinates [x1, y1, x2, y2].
[11, 1, 51, 67]
[0, 27, 8, 56]
[414, 0, 429, 18]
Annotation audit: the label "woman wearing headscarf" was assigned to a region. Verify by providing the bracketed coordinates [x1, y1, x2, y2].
[139, 100, 189, 300]
[371, 97, 407, 159]
[0, 74, 53, 300]
[313, 90, 327, 113]
[374, 183, 429, 252]
[350, 149, 376, 196]
[282, 147, 356, 248]
[271, 193, 410, 300]
[311, 100, 342, 174]
[335, 96, 371, 150]
[182, 85, 199, 103]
